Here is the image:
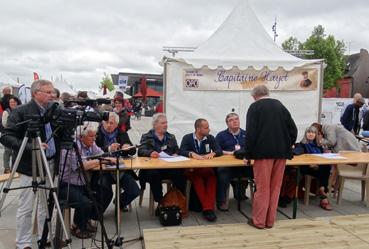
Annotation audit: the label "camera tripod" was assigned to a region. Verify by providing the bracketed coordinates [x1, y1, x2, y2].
[55, 140, 116, 249]
[0, 120, 71, 249]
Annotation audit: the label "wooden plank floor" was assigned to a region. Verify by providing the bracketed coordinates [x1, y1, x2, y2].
[143, 217, 369, 249]
[330, 214, 369, 244]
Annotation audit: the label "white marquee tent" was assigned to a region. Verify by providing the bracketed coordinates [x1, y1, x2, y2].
[163, 0, 324, 141]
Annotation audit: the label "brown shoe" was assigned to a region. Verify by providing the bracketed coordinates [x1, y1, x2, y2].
[71, 226, 93, 239]
[3, 169, 10, 174]
[247, 219, 264, 229]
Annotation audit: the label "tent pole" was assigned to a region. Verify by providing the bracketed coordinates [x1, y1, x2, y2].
[318, 62, 325, 123]
[163, 57, 168, 113]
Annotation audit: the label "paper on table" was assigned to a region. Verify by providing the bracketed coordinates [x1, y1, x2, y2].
[159, 151, 173, 158]
[311, 153, 347, 160]
[159, 156, 190, 162]
[105, 163, 127, 169]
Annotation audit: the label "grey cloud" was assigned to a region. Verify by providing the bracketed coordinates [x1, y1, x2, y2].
[0, 0, 369, 90]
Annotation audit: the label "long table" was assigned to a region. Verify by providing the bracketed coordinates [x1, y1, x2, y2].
[122, 151, 369, 169]
[122, 152, 369, 219]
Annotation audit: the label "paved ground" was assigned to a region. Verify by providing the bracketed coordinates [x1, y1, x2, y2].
[0, 116, 368, 249]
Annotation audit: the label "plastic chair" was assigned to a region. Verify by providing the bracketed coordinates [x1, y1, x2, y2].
[303, 174, 333, 206]
[336, 163, 369, 206]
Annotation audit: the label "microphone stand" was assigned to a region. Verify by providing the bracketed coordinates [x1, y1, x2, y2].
[113, 154, 124, 247]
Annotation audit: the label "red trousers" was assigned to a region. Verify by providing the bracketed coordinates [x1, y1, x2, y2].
[185, 168, 216, 211]
[252, 159, 286, 228]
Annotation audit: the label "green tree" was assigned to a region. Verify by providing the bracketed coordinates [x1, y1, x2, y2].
[281, 36, 302, 51]
[282, 25, 346, 89]
[100, 72, 114, 95]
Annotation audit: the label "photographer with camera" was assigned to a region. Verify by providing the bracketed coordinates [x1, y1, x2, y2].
[59, 121, 112, 239]
[0, 80, 59, 249]
[94, 112, 139, 212]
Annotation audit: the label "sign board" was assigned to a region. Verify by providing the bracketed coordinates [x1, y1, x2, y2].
[118, 75, 128, 90]
[183, 67, 318, 91]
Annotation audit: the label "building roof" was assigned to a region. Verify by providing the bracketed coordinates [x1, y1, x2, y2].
[345, 52, 362, 77]
[111, 72, 162, 86]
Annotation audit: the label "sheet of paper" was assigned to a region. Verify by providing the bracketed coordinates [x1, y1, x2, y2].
[311, 153, 347, 160]
[159, 156, 190, 162]
[159, 151, 173, 158]
[105, 163, 127, 169]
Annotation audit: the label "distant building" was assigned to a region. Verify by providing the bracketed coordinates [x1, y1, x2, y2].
[111, 72, 163, 107]
[111, 72, 163, 96]
[342, 49, 369, 98]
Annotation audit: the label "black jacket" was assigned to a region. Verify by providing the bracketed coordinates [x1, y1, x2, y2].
[245, 98, 297, 160]
[0, 99, 60, 176]
[95, 127, 133, 152]
[179, 133, 222, 157]
[138, 129, 179, 156]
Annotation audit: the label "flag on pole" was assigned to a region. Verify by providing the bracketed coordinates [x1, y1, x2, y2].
[33, 72, 39, 81]
[140, 76, 147, 102]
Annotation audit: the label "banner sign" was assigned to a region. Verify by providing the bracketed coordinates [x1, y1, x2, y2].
[183, 67, 318, 91]
[118, 75, 128, 90]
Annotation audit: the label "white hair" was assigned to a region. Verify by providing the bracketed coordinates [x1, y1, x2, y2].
[152, 113, 167, 127]
[251, 85, 269, 98]
[108, 112, 119, 124]
[30, 79, 53, 95]
[76, 122, 99, 137]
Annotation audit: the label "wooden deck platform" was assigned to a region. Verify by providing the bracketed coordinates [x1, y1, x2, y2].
[143, 215, 369, 249]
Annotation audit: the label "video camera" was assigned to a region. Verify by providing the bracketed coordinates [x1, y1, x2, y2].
[46, 100, 110, 149]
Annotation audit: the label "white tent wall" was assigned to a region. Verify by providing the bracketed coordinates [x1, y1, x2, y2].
[164, 61, 323, 143]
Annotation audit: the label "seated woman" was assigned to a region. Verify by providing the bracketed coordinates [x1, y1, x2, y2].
[294, 126, 333, 211]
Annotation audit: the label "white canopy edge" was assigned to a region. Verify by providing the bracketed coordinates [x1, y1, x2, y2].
[167, 57, 323, 71]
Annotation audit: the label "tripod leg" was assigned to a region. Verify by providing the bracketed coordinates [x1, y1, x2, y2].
[35, 143, 55, 249]
[35, 137, 71, 248]
[73, 142, 113, 249]
[0, 136, 29, 214]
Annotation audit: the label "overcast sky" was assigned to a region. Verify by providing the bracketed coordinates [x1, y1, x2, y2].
[0, 0, 368, 91]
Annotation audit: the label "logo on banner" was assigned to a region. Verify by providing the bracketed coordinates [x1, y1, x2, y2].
[185, 79, 199, 88]
[118, 75, 128, 90]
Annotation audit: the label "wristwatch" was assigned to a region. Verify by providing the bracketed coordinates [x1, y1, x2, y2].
[189, 152, 193, 158]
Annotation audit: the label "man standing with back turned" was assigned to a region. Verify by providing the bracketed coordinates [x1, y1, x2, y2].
[245, 85, 297, 229]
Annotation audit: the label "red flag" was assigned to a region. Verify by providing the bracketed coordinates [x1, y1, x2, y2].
[140, 76, 147, 102]
[33, 72, 39, 80]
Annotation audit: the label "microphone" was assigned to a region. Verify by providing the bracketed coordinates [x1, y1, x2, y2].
[64, 98, 111, 106]
[84, 151, 111, 160]
[84, 142, 148, 160]
[43, 101, 59, 122]
[95, 98, 112, 105]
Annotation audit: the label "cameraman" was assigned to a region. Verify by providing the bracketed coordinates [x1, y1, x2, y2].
[0, 80, 59, 249]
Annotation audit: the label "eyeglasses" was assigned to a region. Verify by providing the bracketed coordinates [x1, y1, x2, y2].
[37, 90, 55, 95]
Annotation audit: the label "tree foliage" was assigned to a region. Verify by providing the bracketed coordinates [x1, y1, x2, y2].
[282, 25, 346, 89]
[281, 37, 302, 51]
[99, 72, 114, 94]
